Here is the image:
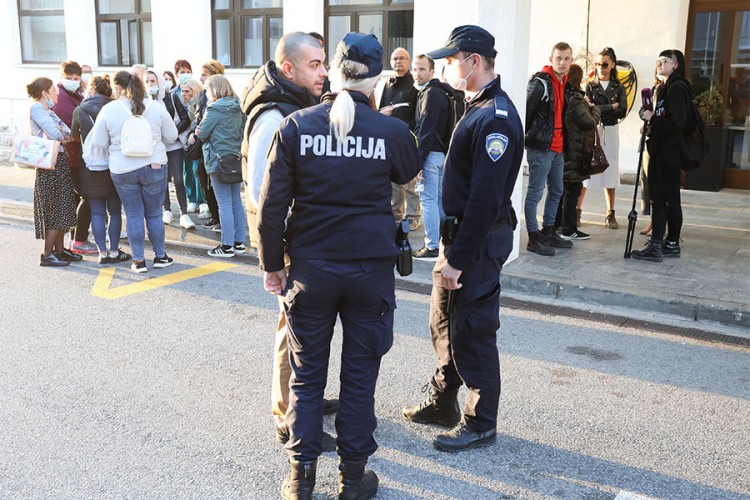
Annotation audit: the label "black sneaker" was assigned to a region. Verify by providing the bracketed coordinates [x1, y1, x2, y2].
[131, 260, 148, 273]
[541, 226, 573, 248]
[233, 242, 247, 254]
[208, 244, 234, 258]
[413, 247, 438, 259]
[153, 254, 174, 268]
[558, 229, 591, 241]
[202, 217, 220, 229]
[57, 248, 84, 262]
[40, 253, 69, 267]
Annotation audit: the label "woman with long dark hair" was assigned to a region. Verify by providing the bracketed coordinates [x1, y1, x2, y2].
[27, 77, 80, 267]
[580, 47, 627, 228]
[87, 70, 179, 273]
[634, 49, 692, 262]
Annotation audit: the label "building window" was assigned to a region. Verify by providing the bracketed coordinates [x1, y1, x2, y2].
[95, 0, 153, 67]
[17, 0, 67, 64]
[325, 0, 413, 67]
[212, 0, 284, 69]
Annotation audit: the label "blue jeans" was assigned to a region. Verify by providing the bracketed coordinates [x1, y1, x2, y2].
[111, 165, 168, 261]
[524, 148, 564, 232]
[419, 151, 445, 250]
[89, 195, 122, 253]
[210, 173, 246, 246]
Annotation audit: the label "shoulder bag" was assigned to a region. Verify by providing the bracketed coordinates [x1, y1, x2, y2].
[582, 125, 610, 177]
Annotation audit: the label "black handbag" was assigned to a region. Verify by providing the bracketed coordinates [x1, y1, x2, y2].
[185, 135, 203, 161]
[213, 147, 243, 184]
[582, 126, 610, 177]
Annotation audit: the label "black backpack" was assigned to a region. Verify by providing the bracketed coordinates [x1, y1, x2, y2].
[680, 84, 711, 171]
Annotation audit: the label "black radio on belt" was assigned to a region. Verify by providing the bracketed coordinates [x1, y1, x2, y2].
[395, 219, 412, 276]
[441, 216, 460, 246]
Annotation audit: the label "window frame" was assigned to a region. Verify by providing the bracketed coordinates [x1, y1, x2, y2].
[95, 0, 153, 67]
[17, 0, 67, 64]
[325, 0, 414, 68]
[211, 0, 284, 69]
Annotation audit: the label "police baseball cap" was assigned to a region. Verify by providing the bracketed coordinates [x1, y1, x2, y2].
[332, 32, 383, 79]
[427, 25, 498, 59]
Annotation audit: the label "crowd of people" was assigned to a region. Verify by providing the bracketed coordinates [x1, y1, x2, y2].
[25, 24, 693, 499]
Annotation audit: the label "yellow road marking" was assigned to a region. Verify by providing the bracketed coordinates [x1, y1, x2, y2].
[91, 262, 238, 300]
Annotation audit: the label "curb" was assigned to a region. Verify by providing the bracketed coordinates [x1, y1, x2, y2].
[2, 198, 748, 342]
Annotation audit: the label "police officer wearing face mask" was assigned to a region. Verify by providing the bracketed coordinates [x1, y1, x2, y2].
[258, 32, 420, 500]
[402, 25, 524, 453]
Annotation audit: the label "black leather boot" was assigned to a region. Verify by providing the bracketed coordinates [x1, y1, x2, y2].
[338, 458, 378, 500]
[526, 231, 555, 256]
[632, 241, 663, 262]
[541, 225, 573, 248]
[663, 240, 681, 258]
[281, 458, 316, 500]
[402, 385, 460, 427]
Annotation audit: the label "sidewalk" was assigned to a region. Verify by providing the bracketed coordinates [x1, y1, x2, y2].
[1, 163, 748, 338]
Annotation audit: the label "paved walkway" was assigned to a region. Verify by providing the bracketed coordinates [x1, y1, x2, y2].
[1, 162, 748, 338]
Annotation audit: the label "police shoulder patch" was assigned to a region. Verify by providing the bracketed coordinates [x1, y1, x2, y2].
[486, 133, 508, 162]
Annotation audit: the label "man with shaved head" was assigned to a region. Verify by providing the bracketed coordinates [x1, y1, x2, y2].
[239, 31, 337, 449]
[380, 47, 421, 230]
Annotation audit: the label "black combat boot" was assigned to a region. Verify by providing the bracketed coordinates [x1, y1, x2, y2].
[402, 385, 460, 427]
[632, 241, 663, 262]
[338, 458, 378, 500]
[281, 458, 316, 500]
[527, 231, 555, 256]
[541, 225, 573, 248]
[662, 240, 681, 258]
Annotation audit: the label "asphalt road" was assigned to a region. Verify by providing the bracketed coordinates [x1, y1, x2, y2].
[1, 221, 748, 499]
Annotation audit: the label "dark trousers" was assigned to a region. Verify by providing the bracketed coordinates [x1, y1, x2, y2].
[648, 154, 682, 242]
[163, 148, 188, 215]
[556, 180, 582, 234]
[283, 257, 395, 462]
[197, 158, 220, 222]
[429, 228, 512, 432]
[69, 168, 91, 243]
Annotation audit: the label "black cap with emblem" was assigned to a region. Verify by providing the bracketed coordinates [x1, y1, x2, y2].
[332, 32, 383, 79]
[427, 25, 498, 60]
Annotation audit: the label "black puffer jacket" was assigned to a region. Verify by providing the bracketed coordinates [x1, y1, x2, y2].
[240, 61, 318, 178]
[585, 77, 627, 126]
[525, 71, 555, 150]
[563, 86, 601, 182]
[379, 72, 418, 128]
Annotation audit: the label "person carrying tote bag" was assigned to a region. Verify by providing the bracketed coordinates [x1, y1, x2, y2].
[196, 74, 247, 259]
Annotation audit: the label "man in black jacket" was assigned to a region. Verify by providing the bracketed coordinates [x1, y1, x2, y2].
[524, 42, 574, 256]
[239, 31, 338, 450]
[380, 47, 421, 230]
[411, 54, 454, 259]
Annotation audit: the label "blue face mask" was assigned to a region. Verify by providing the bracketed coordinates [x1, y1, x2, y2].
[179, 73, 192, 84]
[148, 86, 159, 95]
[416, 81, 429, 91]
[46, 98, 55, 107]
[62, 78, 80, 92]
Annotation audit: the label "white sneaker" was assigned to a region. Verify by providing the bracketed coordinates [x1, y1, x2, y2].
[163, 210, 173, 225]
[187, 202, 198, 213]
[179, 214, 195, 229]
[198, 203, 211, 220]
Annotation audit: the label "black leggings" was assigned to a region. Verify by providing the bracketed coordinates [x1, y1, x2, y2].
[69, 168, 91, 243]
[197, 158, 220, 222]
[648, 154, 682, 242]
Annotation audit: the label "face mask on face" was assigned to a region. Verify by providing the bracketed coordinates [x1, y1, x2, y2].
[46, 97, 55, 108]
[81, 73, 91, 84]
[179, 73, 192, 84]
[164, 80, 173, 91]
[148, 86, 159, 96]
[62, 78, 80, 92]
[445, 54, 476, 92]
[416, 81, 429, 91]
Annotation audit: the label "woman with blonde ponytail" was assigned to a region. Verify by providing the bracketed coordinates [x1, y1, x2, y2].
[258, 32, 420, 500]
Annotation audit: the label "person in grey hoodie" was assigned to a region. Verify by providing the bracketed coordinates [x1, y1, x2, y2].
[197, 75, 246, 258]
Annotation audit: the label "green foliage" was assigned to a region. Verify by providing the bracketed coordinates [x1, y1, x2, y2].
[694, 89, 725, 126]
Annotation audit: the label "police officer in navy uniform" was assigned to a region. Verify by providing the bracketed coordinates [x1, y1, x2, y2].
[402, 25, 524, 452]
[258, 32, 420, 500]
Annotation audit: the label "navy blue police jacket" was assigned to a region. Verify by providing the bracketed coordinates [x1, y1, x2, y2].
[258, 91, 421, 273]
[442, 76, 524, 271]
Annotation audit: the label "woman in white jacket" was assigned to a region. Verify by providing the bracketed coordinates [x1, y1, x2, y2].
[87, 70, 179, 273]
